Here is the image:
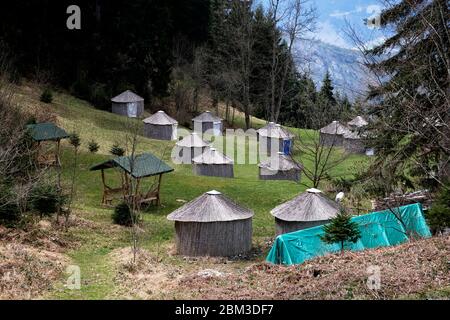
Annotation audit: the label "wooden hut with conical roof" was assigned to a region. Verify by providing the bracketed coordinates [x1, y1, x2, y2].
[319, 121, 351, 147]
[258, 152, 303, 182]
[271, 188, 340, 235]
[347, 116, 368, 130]
[343, 130, 366, 154]
[192, 148, 234, 178]
[111, 90, 144, 118]
[167, 190, 254, 256]
[174, 132, 210, 164]
[143, 110, 178, 141]
[257, 122, 295, 155]
[192, 111, 223, 136]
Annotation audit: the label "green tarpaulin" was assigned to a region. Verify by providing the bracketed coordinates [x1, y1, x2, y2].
[266, 203, 431, 265]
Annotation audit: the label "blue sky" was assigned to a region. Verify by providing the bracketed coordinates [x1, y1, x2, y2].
[312, 0, 388, 49]
[259, 0, 391, 49]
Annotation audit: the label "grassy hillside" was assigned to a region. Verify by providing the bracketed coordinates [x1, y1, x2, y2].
[10, 82, 370, 299]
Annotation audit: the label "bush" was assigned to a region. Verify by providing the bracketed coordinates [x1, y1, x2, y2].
[88, 140, 100, 153]
[40, 88, 53, 103]
[0, 184, 21, 226]
[426, 183, 450, 234]
[110, 143, 125, 157]
[29, 183, 67, 218]
[112, 202, 134, 226]
[69, 133, 81, 149]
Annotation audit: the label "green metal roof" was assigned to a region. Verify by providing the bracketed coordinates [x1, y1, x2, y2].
[27, 123, 70, 141]
[90, 153, 174, 178]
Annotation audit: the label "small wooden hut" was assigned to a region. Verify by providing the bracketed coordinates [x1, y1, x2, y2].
[27, 122, 70, 167]
[343, 130, 366, 154]
[319, 121, 350, 147]
[192, 148, 234, 178]
[347, 116, 368, 129]
[111, 90, 144, 118]
[174, 132, 210, 164]
[143, 110, 178, 141]
[167, 190, 254, 256]
[257, 122, 295, 155]
[192, 111, 223, 136]
[258, 152, 303, 182]
[90, 153, 173, 207]
[271, 188, 340, 236]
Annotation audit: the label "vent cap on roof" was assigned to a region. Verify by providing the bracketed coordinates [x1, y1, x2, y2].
[207, 190, 222, 195]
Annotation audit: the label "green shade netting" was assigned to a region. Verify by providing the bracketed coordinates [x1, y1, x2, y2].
[266, 203, 431, 265]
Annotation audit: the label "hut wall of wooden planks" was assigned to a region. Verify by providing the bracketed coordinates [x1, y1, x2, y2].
[258, 153, 302, 182]
[192, 111, 223, 136]
[319, 121, 350, 147]
[111, 90, 144, 118]
[143, 111, 178, 141]
[192, 148, 234, 178]
[167, 190, 254, 256]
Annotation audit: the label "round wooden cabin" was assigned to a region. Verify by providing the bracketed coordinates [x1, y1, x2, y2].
[192, 111, 223, 136]
[143, 110, 178, 141]
[271, 188, 340, 236]
[174, 132, 210, 164]
[343, 131, 366, 154]
[192, 148, 234, 178]
[167, 190, 254, 256]
[257, 122, 295, 155]
[258, 152, 302, 182]
[111, 90, 144, 118]
[319, 121, 350, 147]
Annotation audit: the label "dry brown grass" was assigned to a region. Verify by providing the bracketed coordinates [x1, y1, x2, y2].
[0, 243, 68, 299]
[174, 235, 450, 300]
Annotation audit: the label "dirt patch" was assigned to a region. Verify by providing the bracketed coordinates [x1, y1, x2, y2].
[176, 235, 450, 300]
[0, 243, 69, 299]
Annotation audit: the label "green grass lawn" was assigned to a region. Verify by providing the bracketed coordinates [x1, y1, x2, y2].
[15, 84, 369, 299]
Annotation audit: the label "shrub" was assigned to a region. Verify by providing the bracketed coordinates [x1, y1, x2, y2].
[112, 202, 134, 226]
[88, 140, 100, 153]
[0, 184, 21, 226]
[40, 88, 53, 103]
[29, 183, 67, 218]
[426, 183, 450, 234]
[110, 143, 125, 157]
[321, 209, 361, 254]
[69, 133, 81, 149]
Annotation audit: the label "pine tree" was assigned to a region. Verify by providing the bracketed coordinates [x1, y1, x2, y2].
[321, 210, 361, 254]
[319, 70, 336, 106]
[366, 0, 449, 185]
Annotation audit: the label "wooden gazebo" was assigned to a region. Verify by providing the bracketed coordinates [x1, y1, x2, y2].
[27, 122, 70, 167]
[90, 153, 174, 207]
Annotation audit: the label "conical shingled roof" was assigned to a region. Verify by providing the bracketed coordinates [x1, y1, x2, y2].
[319, 121, 351, 135]
[257, 122, 294, 139]
[347, 116, 368, 128]
[271, 188, 340, 222]
[176, 132, 210, 148]
[111, 90, 144, 103]
[192, 148, 233, 165]
[143, 110, 178, 125]
[258, 153, 302, 171]
[192, 111, 222, 123]
[167, 190, 254, 222]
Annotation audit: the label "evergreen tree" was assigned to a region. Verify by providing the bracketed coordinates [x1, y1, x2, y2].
[319, 71, 336, 106]
[365, 0, 449, 185]
[321, 210, 361, 254]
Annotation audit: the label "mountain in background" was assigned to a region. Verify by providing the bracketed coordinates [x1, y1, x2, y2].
[295, 40, 373, 101]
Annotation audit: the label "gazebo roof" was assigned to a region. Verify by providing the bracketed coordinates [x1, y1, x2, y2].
[176, 132, 210, 148]
[348, 116, 368, 128]
[258, 153, 302, 171]
[27, 123, 70, 142]
[167, 190, 253, 222]
[143, 110, 178, 125]
[257, 122, 294, 139]
[192, 148, 233, 165]
[271, 188, 340, 222]
[90, 153, 173, 178]
[111, 90, 144, 103]
[192, 111, 222, 123]
[319, 121, 351, 135]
